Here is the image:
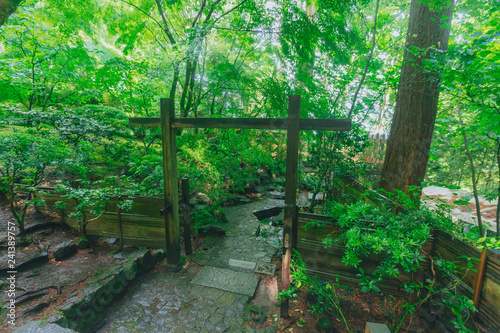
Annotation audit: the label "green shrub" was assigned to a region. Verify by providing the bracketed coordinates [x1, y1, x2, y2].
[0, 131, 70, 240]
[320, 191, 476, 332]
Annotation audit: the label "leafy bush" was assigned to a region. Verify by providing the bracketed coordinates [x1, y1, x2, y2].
[0, 131, 70, 240]
[55, 176, 139, 243]
[319, 192, 476, 332]
[304, 124, 371, 208]
[279, 251, 350, 331]
[73, 105, 131, 137]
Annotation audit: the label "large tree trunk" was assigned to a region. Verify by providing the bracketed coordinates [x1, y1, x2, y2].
[0, 0, 23, 26]
[380, 0, 454, 195]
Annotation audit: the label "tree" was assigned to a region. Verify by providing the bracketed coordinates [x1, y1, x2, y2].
[440, 0, 500, 237]
[0, 0, 24, 26]
[0, 131, 68, 241]
[0, 3, 95, 113]
[56, 177, 137, 246]
[380, 0, 454, 196]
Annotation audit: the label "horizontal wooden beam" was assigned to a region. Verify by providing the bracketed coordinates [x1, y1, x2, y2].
[129, 117, 351, 131]
[129, 117, 161, 127]
[300, 118, 351, 131]
[173, 117, 288, 129]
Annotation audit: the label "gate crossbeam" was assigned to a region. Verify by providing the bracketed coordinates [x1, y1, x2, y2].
[130, 116, 350, 131]
[129, 95, 351, 318]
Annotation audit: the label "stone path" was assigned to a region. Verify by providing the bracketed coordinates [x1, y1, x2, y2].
[97, 197, 284, 333]
[423, 186, 498, 233]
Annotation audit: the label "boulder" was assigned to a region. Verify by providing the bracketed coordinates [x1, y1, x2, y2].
[152, 249, 166, 263]
[129, 249, 155, 271]
[77, 238, 89, 250]
[105, 238, 119, 245]
[53, 241, 77, 261]
[198, 224, 226, 236]
[122, 259, 139, 281]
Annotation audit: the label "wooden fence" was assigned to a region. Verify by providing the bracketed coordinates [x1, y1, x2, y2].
[432, 230, 500, 329]
[295, 213, 500, 330]
[362, 133, 387, 165]
[38, 188, 167, 248]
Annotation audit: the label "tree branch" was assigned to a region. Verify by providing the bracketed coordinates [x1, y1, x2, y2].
[155, 0, 176, 45]
[348, 0, 381, 118]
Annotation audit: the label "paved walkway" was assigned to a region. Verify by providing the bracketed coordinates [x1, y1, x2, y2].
[98, 198, 284, 333]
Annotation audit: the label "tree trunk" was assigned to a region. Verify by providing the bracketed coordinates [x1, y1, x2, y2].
[0, 0, 24, 26]
[496, 142, 500, 237]
[380, 0, 454, 196]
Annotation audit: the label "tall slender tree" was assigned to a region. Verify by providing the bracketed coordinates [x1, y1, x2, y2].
[380, 0, 454, 196]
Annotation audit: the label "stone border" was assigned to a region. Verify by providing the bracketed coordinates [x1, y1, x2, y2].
[15, 248, 166, 333]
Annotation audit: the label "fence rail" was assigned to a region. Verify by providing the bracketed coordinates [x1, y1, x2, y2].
[38, 188, 167, 248]
[295, 213, 500, 330]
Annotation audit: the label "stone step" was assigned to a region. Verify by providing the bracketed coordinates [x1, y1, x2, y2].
[228, 258, 256, 271]
[191, 266, 260, 297]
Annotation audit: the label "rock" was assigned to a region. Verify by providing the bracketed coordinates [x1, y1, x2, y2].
[77, 238, 89, 250]
[308, 192, 324, 201]
[236, 195, 251, 203]
[122, 259, 139, 281]
[195, 192, 211, 205]
[269, 191, 285, 200]
[113, 253, 124, 260]
[105, 238, 119, 245]
[129, 249, 155, 271]
[47, 313, 65, 324]
[53, 241, 77, 261]
[271, 177, 283, 184]
[198, 224, 226, 236]
[255, 186, 266, 194]
[152, 249, 166, 263]
[13, 320, 77, 333]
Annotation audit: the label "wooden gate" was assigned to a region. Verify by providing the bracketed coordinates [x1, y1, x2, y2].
[128, 95, 351, 316]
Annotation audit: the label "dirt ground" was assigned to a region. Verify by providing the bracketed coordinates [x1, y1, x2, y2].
[241, 255, 430, 333]
[0, 205, 120, 331]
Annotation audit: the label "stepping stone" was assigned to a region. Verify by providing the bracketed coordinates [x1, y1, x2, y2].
[191, 266, 260, 297]
[229, 259, 256, 271]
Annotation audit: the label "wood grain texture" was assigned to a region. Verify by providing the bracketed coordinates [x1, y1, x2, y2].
[161, 98, 181, 265]
[182, 177, 192, 255]
[129, 117, 351, 131]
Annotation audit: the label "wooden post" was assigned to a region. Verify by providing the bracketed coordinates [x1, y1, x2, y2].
[161, 98, 181, 269]
[117, 198, 124, 250]
[473, 250, 488, 311]
[182, 177, 192, 255]
[292, 205, 299, 249]
[281, 95, 301, 318]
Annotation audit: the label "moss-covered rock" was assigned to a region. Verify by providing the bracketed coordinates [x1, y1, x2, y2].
[123, 259, 139, 281]
[53, 241, 77, 261]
